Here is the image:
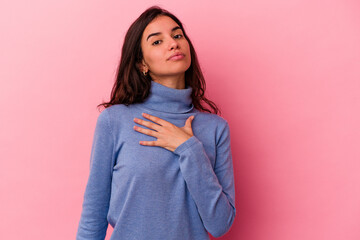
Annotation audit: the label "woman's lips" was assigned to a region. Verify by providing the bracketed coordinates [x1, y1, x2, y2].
[168, 54, 185, 61]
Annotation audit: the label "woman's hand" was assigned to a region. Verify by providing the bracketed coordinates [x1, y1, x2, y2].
[133, 113, 195, 152]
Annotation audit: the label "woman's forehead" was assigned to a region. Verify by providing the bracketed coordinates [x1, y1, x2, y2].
[143, 16, 180, 35]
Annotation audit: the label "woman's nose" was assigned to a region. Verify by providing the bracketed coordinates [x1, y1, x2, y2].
[169, 38, 179, 50]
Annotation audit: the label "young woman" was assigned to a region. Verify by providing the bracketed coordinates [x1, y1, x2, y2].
[76, 6, 236, 240]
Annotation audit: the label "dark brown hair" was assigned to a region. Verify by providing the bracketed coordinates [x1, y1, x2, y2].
[97, 5, 220, 115]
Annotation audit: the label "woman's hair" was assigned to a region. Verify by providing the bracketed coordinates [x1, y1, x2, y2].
[97, 5, 220, 115]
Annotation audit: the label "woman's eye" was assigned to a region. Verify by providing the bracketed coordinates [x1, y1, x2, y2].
[152, 35, 182, 46]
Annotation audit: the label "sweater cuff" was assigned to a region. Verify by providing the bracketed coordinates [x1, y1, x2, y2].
[174, 136, 201, 155]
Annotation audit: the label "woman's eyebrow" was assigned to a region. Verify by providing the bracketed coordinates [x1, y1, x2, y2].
[146, 26, 181, 41]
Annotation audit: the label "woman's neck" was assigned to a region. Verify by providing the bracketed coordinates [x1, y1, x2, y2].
[138, 80, 194, 114]
[150, 73, 185, 89]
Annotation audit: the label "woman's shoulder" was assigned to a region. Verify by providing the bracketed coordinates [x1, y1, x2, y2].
[194, 111, 229, 128]
[100, 104, 132, 115]
[97, 104, 133, 123]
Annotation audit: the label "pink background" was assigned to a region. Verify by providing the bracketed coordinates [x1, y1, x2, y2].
[1, 0, 359, 239]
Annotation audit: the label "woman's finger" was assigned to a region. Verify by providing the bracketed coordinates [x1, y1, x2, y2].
[139, 140, 159, 146]
[134, 117, 161, 131]
[133, 126, 158, 137]
[142, 113, 169, 126]
[185, 116, 194, 127]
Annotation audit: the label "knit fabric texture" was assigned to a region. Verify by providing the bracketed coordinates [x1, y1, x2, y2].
[76, 80, 236, 240]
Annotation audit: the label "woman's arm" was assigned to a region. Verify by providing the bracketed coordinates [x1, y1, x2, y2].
[173, 121, 236, 238]
[133, 113, 236, 237]
[76, 109, 115, 240]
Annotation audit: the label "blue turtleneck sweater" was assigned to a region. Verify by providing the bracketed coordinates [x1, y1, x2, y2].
[76, 81, 236, 240]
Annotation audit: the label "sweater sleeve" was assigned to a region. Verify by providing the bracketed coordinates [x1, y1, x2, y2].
[173, 121, 236, 238]
[76, 109, 115, 240]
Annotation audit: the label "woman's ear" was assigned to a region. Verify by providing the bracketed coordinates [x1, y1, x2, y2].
[138, 59, 148, 73]
[137, 62, 144, 72]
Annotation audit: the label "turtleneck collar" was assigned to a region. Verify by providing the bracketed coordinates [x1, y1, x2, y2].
[140, 80, 194, 114]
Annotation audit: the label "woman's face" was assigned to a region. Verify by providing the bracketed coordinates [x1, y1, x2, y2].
[139, 15, 191, 80]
